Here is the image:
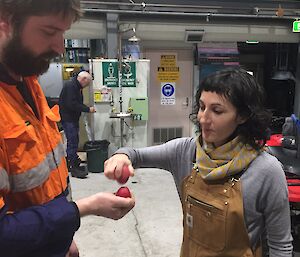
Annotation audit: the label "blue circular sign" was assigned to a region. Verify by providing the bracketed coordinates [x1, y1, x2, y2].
[162, 83, 175, 97]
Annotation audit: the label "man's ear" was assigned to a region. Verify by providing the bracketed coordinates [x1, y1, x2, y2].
[0, 19, 11, 37]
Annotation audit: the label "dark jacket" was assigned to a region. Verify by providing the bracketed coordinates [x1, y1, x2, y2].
[0, 196, 80, 257]
[59, 77, 90, 122]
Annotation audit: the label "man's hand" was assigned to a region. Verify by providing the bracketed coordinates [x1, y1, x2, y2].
[89, 106, 96, 113]
[104, 154, 134, 181]
[65, 240, 79, 257]
[75, 192, 135, 219]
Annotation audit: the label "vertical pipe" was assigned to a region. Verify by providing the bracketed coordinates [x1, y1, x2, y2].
[89, 58, 95, 141]
[106, 13, 119, 59]
[294, 43, 300, 118]
[118, 29, 124, 147]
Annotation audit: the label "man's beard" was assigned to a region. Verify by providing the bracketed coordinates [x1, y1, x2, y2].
[2, 34, 59, 77]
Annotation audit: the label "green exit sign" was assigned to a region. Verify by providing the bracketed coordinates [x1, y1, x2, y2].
[293, 20, 300, 32]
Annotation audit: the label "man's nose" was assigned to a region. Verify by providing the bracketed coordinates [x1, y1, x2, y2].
[51, 34, 65, 54]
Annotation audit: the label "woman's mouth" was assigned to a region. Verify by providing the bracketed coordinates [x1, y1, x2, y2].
[203, 128, 213, 134]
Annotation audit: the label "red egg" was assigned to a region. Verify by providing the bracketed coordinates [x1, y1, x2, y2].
[115, 186, 131, 198]
[116, 165, 130, 184]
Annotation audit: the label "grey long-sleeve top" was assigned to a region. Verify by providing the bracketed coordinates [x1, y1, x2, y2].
[116, 137, 293, 257]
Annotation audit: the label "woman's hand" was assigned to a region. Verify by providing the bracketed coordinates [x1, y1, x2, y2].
[104, 154, 134, 181]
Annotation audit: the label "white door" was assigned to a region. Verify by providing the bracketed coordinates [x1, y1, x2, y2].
[144, 49, 193, 145]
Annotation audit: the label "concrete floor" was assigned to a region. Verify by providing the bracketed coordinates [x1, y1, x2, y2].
[70, 162, 300, 257]
[70, 168, 183, 257]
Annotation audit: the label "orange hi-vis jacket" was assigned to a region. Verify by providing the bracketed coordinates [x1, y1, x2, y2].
[0, 139, 8, 210]
[0, 76, 69, 211]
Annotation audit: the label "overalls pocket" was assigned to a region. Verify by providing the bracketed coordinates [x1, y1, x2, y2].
[186, 194, 228, 251]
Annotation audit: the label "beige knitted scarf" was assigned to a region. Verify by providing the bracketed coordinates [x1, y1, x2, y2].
[196, 135, 259, 181]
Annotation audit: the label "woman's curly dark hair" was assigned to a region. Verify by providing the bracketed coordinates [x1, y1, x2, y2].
[190, 67, 271, 150]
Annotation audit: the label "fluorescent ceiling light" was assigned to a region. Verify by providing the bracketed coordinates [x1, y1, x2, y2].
[271, 71, 295, 81]
[128, 35, 140, 42]
[246, 40, 259, 44]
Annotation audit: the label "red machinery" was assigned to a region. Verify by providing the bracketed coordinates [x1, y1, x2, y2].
[266, 116, 300, 253]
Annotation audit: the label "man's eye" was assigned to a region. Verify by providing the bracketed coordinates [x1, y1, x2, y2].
[42, 30, 56, 36]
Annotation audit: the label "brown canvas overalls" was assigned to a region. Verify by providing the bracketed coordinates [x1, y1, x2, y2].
[180, 168, 262, 257]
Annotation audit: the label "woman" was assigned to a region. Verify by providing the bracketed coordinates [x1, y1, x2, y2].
[104, 68, 293, 257]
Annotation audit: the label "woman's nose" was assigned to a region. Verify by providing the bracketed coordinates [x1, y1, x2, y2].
[198, 110, 210, 124]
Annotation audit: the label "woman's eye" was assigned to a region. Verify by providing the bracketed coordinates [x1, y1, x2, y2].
[214, 109, 223, 114]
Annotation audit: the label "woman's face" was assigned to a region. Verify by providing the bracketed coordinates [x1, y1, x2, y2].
[197, 91, 245, 147]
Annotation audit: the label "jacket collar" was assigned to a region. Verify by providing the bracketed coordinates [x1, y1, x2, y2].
[72, 77, 82, 90]
[0, 63, 20, 85]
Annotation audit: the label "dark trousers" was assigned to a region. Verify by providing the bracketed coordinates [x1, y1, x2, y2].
[61, 121, 79, 164]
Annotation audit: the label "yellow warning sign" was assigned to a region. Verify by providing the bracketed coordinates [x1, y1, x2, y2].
[157, 72, 180, 82]
[94, 91, 102, 102]
[160, 55, 176, 67]
[157, 67, 179, 72]
[157, 54, 180, 82]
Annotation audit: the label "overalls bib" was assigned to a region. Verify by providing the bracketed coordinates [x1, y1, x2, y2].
[181, 168, 262, 257]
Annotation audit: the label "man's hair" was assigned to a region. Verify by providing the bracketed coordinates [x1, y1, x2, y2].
[78, 71, 92, 81]
[0, 0, 82, 29]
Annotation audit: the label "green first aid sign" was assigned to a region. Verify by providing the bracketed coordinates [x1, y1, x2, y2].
[103, 62, 118, 87]
[293, 21, 300, 32]
[102, 61, 136, 87]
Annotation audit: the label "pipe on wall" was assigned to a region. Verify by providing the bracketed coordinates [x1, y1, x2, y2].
[82, 8, 298, 21]
[81, 0, 299, 14]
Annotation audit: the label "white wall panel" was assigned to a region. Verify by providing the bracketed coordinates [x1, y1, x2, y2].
[90, 59, 150, 151]
[65, 19, 300, 43]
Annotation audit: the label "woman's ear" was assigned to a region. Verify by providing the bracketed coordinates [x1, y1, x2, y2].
[237, 115, 248, 125]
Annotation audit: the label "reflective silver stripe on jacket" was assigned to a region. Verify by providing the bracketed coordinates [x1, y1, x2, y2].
[10, 142, 65, 192]
[0, 167, 9, 191]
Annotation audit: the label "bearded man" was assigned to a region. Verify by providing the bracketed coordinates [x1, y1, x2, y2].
[0, 1, 135, 257]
